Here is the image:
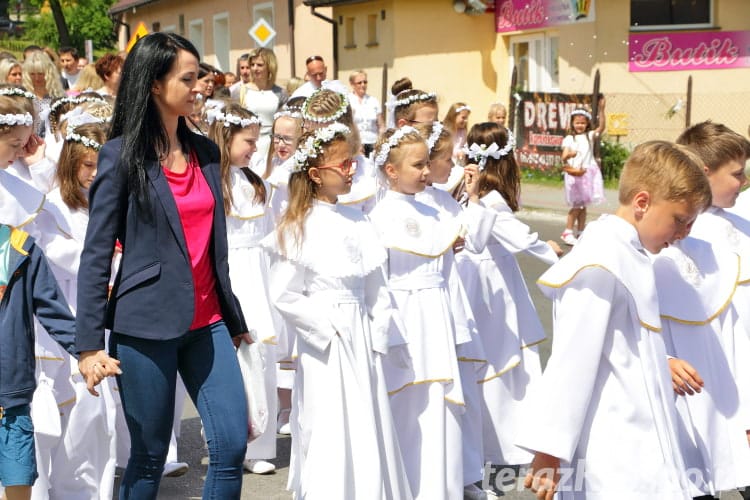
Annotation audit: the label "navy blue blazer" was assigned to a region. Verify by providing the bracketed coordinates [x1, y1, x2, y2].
[76, 133, 248, 353]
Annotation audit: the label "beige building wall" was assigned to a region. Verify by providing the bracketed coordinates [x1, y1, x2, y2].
[333, 0, 749, 143]
[115, 0, 333, 85]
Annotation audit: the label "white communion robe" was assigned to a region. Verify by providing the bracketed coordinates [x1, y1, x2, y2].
[369, 190, 469, 500]
[225, 168, 285, 460]
[416, 185, 496, 486]
[261, 200, 413, 500]
[456, 190, 557, 467]
[33, 187, 118, 500]
[653, 237, 750, 495]
[515, 215, 692, 500]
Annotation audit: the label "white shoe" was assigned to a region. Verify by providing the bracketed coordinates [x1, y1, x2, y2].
[162, 461, 189, 478]
[561, 230, 578, 246]
[243, 459, 276, 474]
[278, 422, 291, 435]
[277, 408, 291, 435]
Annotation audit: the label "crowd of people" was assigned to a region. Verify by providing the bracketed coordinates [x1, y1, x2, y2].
[1, 31, 750, 500]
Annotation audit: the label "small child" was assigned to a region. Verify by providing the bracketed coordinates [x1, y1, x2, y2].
[442, 102, 471, 165]
[518, 141, 711, 499]
[393, 89, 438, 128]
[207, 103, 282, 475]
[0, 94, 110, 500]
[560, 100, 606, 245]
[487, 102, 507, 127]
[262, 123, 412, 499]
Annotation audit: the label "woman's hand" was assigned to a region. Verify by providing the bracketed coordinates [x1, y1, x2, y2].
[79, 350, 122, 396]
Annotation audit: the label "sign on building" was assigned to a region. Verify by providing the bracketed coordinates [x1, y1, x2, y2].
[495, 0, 595, 33]
[248, 18, 276, 47]
[629, 30, 750, 72]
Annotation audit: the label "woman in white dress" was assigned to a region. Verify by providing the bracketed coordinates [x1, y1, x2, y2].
[238, 48, 287, 176]
[207, 103, 283, 475]
[369, 126, 469, 500]
[262, 123, 412, 499]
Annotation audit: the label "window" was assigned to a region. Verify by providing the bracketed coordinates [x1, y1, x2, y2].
[253, 2, 275, 48]
[631, 0, 712, 30]
[510, 33, 559, 92]
[189, 19, 204, 58]
[366, 14, 378, 47]
[213, 13, 230, 71]
[344, 17, 355, 48]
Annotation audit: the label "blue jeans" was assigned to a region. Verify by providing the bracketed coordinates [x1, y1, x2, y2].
[110, 321, 248, 500]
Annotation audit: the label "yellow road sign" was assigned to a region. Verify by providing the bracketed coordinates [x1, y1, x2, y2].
[248, 18, 276, 47]
[127, 22, 149, 53]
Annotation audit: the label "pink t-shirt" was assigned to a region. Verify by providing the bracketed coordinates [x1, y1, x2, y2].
[163, 153, 222, 330]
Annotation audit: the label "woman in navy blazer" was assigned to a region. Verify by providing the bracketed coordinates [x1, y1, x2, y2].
[76, 33, 249, 499]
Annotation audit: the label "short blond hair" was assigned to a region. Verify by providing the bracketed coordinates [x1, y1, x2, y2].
[618, 140, 711, 211]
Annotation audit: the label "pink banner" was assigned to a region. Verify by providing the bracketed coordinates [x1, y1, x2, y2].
[629, 31, 750, 72]
[495, 0, 595, 33]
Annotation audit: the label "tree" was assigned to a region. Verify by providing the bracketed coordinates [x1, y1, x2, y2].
[25, 0, 115, 51]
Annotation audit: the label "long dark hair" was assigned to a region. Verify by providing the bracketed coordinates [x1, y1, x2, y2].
[109, 32, 200, 211]
[467, 122, 521, 211]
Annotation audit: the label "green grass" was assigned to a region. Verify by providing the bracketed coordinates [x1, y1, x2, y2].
[521, 167, 620, 190]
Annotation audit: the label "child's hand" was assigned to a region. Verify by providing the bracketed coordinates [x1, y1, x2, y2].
[232, 331, 254, 348]
[668, 357, 704, 396]
[79, 350, 122, 396]
[452, 236, 465, 254]
[546, 240, 564, 257]
[24, 134, 45, 164]
[524, 452, 560, 500]
[464, 164, 481, 203]
[562, 165, 585, 177]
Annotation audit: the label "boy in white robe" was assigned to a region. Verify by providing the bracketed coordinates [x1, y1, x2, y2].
[517, 141, 712, 500]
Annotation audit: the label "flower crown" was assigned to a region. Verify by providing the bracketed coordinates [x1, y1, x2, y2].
[570, 108, 592, 121]
[374, 126, 420, 168]
[65, 131, 102, 151]
[0, 87, 35, 100]
[392, 92, 436, 109]
[463, 129, 515, 170]
[292, 123, 350, 172]
[205, 108, 261, 128]
[455, 105, 471, 113]
[426, 121, 444, 153]
[50, 95, 107, 114]
[0, 112, 32, 127]
[301, 90, 349, 124]
[274, 109, 302, 120]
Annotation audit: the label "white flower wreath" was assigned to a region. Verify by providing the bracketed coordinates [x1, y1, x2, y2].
[0, 87, 35, 100]
[205, 108, 261, 128]
[292, 122, 350, 172]
[392, 92, 436, 109]
[426, 121, 444, 153]
[463, 129, 516, 170]
[374, 125, 420, 168]
[65, 131, 102, 151]
[455, 105, 471, 113]
[50, 95, 107, 114]
[0, 112, 32, 127]
[301, 90, 349, 124]
[570, 109, 592, 121]
[274, 109, 302, 120]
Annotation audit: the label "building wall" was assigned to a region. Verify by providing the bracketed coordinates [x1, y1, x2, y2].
[116, 0, 333, 85]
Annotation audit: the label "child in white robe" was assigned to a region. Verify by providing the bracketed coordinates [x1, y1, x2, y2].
[672, 122, 750, 498]
[262, 123, 412, 499]
[35, 121, 119, 500]
[518, 141, 711, 499]
[207, 103, 282, 475]
[413, 121, 497, 498]
[457, 123, 560, 472]
[369, 126, 469, 500]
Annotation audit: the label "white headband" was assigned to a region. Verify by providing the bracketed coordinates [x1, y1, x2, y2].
[426, 121, 444, 154]
[274, 109, 302, 120]
[0, 87, 35, 100]
[206, 108, 261, 128]
[570, 109, 592, 121]
[50, 95, 107, 114]
[65, 131, 102, 151]
[392, 92, 436, 108]
[463, 129, 515, 170]
[0, 112, 32, 127]
[292, 123, 350, 172]
[455, 105, 471, 113]
[374, 126, 420, 168]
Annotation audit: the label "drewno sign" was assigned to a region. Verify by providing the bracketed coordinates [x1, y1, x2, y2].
[629, 31, 750, 72]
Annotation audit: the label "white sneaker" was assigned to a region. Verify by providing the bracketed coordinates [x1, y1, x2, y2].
[277, 408, 291, 435]
[162, 461, 189, 478]
[561, 230, 578, 246]
[243, 459, 276, 474]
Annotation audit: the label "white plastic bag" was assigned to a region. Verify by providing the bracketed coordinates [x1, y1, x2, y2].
[237, 339, 268, 439]
[30, 374, 62, 444]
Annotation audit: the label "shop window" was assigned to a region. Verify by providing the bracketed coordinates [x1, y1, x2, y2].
[631, 0, 712, 30]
